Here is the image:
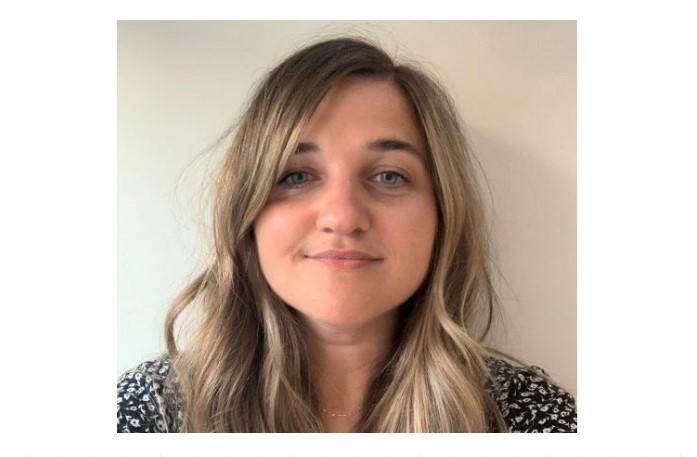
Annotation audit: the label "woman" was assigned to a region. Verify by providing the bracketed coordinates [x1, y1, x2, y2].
[117, 36, 577, 433]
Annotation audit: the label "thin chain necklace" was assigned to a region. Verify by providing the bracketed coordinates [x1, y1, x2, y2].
[319, 405, 361, 417]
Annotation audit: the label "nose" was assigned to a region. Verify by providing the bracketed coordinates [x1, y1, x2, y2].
[315, 175, 371, 235]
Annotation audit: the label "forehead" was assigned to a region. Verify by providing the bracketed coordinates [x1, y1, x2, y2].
[298, 76, 427, 158]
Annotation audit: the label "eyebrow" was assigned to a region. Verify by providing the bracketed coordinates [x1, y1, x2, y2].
[294, 138, 425, 161]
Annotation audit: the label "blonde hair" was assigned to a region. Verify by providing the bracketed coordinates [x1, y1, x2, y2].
[164, 36, 510, 432]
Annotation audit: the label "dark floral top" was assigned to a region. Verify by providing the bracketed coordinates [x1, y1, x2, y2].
[117, 355, 577, 432]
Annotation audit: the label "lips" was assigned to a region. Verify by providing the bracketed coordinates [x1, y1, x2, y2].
[306, 249, 382, 270]
[309, 249, 380, 260]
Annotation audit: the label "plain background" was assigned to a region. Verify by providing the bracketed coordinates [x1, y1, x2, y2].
[118, 20, 576, 395]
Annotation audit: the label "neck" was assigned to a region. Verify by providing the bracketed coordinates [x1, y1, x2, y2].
[302, 309, 399, 431]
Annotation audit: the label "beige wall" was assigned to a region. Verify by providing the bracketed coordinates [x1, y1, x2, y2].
[118, 20, 576, 395]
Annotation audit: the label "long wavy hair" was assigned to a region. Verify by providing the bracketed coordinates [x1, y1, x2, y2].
[164, 36, 512, 432]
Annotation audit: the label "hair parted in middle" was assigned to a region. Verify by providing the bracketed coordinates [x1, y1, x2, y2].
[164, 35, 511, 432]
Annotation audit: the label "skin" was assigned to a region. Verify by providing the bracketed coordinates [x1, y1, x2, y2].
[253, 76, 438, 431]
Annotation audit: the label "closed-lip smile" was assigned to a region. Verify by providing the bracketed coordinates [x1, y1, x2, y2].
[308, 249, 381, 260]
[306, 250, 382, 271]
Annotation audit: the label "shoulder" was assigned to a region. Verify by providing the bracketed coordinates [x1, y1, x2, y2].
[116, 354, 180, 432]
[486, 357, 577, 432]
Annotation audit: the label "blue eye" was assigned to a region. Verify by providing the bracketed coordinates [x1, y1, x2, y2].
[280, 171, 313, 187]
[374, 171, 407, 186]
[278, 170, 408, 189]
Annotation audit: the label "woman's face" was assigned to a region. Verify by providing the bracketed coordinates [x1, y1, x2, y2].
[254, 77, 438, 328]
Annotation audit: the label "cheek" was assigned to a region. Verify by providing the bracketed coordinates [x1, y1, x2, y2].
[385, 197, 438, 262]
[254, 205, 304, 260]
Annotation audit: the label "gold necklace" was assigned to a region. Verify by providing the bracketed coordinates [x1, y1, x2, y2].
[319, 406, 361, 417]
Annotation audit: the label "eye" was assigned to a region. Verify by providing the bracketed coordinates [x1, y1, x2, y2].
[279, 170, 314, 188]
[373, 170, 408, 186]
